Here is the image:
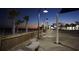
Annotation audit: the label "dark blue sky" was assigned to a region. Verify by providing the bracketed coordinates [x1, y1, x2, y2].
[60, 10, 79, 24]
[0, 8, 79, 26]
[17, 8, 60, 25]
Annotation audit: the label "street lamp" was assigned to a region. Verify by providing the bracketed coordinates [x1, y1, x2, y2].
[37, 13, 40, 39]
[43, 9, 48, 13]
[56, 14, 59, 44]
[43, 9, 48, 32]
[37, 9, 48, 39]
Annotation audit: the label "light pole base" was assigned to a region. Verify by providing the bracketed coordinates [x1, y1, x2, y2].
[54, 42, 61, 44]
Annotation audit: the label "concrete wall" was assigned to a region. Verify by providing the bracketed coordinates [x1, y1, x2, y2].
[0, 31, 37, 51]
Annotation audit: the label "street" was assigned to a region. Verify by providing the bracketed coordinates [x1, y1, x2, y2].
[10, 30, 79, 51]
[38, 30, 79, 51]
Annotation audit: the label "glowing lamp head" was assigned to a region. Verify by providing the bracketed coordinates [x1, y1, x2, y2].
[43, 9, 48, 13]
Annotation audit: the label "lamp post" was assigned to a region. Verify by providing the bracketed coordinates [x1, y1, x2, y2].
[37, 9, 48, 39]
[56, 14, 59, 44]
[43, 9, 48, 32]
[37, 13, 40, 39]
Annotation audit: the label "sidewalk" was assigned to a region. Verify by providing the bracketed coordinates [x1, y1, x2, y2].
[10, 30, 78, 51]
[38, 30, 74, 51]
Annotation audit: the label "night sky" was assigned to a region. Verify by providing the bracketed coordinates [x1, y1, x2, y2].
[0, 8, 79, 26]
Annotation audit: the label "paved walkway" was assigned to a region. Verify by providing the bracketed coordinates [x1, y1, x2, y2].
[38, 30, 74, 51]
[10, 30, 79, 51]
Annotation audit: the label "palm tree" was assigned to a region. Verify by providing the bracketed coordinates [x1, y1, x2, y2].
[15, 19, 21, 33]
[9, 9, 19, 35]
[23, 16, 29, 32]
[41, 24, 44, 32]
[59, 24, 63, 30]
[65, 24, 70, 30]
[70, 23, 76, 30]
[75, 21, 79, 30]
[75, 21, 79, 25]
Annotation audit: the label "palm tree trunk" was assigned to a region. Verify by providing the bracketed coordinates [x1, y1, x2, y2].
[66, 27, 67, 30]
[12, 19, 15, 35]
[16, 25, 19, 33]
[26, 23, 28, 32]
[26, 26, 27, 32]
[72, 26, 73, 30]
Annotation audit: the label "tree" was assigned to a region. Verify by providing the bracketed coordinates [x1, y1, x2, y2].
[75, 21, 79, 30]
[15, 19, 21, 33]
[9, 9, 19, 35]
[59, 24, 63, 30]
[70, 23, 76, 30]
[23, 16, 29, 32]
[41, 24, 44, 30]
[75, 21, 79, 25]
[65, 24, 70, 30]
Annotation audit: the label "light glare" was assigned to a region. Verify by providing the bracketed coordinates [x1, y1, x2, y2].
[43, 10, 48, 13]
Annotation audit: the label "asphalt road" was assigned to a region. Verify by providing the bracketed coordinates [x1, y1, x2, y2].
[38, 30, 79, 51]
[59, 30, 79, 50]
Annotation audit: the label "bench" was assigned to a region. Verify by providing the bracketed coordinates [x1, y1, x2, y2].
[25, 38, 40, 51]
